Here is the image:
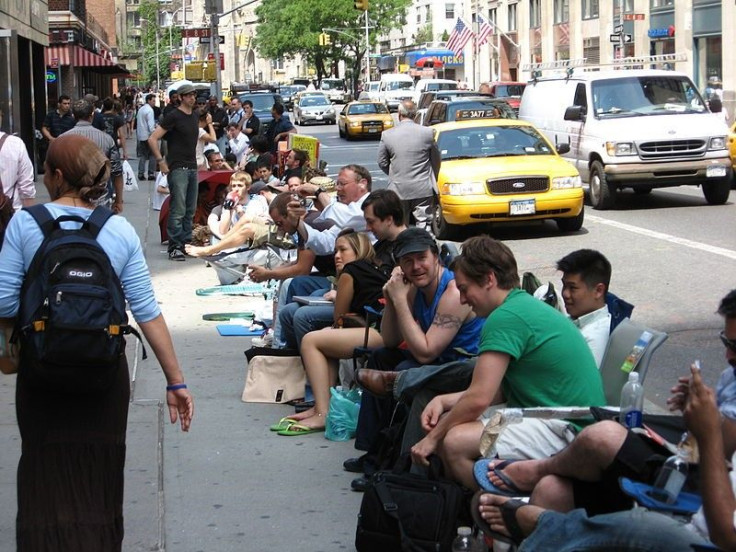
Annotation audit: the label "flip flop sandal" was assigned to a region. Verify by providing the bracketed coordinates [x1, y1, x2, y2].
[276, 423, 325, 436]
[473, 459, 531, 497]
[470, 490, 527, 547]
[269, 417, 298, 432]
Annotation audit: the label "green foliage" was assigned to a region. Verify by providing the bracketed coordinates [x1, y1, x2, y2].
[138, 0, 176, 87]
[414, 23, 433, 45]
[255, 0, 410, 84]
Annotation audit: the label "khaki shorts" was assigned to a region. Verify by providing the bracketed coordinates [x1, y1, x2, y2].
[481, 409, 576, 460]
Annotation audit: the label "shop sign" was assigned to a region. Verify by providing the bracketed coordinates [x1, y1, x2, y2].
[45, 71, 57, 83]
[648, 26, 675, 39]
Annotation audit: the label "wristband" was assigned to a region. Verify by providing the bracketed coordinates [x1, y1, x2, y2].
[156, 157, 165, 163]
[315, 187, 326, 196]
[166, 383, 187, 391]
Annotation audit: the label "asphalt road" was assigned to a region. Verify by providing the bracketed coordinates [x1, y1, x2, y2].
[301, 118, 736, 405]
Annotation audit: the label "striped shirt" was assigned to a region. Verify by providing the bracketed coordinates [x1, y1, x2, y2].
[64, 121, 122, 177]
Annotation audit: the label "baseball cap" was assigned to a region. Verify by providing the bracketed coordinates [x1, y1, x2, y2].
[393, 227, 438, 259]
[250, 181, 269, 194]
[83, 93, 99, 103]
[178, 83, 196, 96]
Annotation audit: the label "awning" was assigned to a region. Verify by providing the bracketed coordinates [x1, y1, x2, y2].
[405, 48, 464, 67]
[45, 45, 132, 76]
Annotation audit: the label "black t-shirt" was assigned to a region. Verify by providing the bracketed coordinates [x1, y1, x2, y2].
[101, 112, 125, 144]
[244, 114, 260, 137]
[159, 108, 199, 170]
[208, 106, 229, 139]
[342, 259, 390, 314]
[373, 238, 397, 268]
[281, 166, 303, 183]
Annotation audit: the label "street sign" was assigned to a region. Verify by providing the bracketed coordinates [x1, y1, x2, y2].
[624, 13, 645, 21]
[613, 24, 624, 34]
[623, 34, 633, 43]
[199, 36, 225, 44]
[181, 28, 211, 38]
[610, 34, 621, 43]
[46, 71, 57, 83]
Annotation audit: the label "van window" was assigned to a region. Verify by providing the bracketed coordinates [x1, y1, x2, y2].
[573, 83, 586, 108]
[384, 80, 413, 91]
[426, 82, 457, 92]
[591, 76, 707, 118]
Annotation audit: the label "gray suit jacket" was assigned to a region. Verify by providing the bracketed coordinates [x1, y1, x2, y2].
[377, 119, 441, 200]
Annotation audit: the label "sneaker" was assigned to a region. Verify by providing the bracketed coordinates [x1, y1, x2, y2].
[251, 331, 274, 348]
[148, 174, 155, 180]
[168, 249, 186, 261]
[138, 174, 145, 181]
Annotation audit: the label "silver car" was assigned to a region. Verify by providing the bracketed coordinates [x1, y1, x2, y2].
[293, 93, 336, 125]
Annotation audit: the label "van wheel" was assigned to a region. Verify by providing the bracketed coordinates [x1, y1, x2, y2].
[556, 208, 584, 232]
[432, 202, 462, 241]
[589, 161, 616, 210]
[702, 178, 731, 205]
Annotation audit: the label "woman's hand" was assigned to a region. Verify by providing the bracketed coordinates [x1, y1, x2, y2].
[166, 388, 194, 432]
[322, 289, 337, 302]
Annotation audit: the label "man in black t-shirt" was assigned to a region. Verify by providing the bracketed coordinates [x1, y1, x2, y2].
[148, 83, 200, 261]
[241, 100, 260, 138]
[206, 95, 229, 155]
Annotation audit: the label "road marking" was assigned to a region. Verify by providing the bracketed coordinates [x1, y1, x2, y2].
[586, 214, 736, 261]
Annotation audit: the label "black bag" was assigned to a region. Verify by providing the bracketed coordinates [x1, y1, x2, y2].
[356, 456, 466, 552]
[16, 205, 144, 392]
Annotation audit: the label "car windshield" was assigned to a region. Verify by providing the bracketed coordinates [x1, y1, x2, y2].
[369, 82, 380, 91]
[240, 95, 277, 111]
[437, 125, 553, 161]
[494, 84, 525, 97]
[348, 103, 389, 115]
[591, 76, 707, 118]
[321, 80, 343, 90]
[426, 82, 457, 91]
[385, 80, 413, 91]
[450, 101, 517, 120]
[279, 86, 296, 96]
[302, 96, 330, 107]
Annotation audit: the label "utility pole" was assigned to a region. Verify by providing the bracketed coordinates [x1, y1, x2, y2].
[364, 10, 370, 83]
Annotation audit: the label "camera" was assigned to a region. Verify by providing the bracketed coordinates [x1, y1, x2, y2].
[223, 199, 235, 210]
[292, 193, 307, 207]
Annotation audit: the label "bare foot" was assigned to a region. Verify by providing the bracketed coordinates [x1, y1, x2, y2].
[478, 493, 543, 539]
[485, 459, 543, 493]
[289, 407, 316, 422]
[185, 244, 210, 257]
[293, 413, 325, 430]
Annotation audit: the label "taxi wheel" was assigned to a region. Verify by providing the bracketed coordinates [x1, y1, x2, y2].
[339, 125, 345, 138]
[432, 203, 462, 241]
[702, 178, 731, 205]
[589, 161, 616, 210]
[556, 208, 584, 232]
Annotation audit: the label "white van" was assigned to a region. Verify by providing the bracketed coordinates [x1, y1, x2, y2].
[412, 79, 457, 104]
[519, 69, 732, 209]
[379, 74, 414, 111]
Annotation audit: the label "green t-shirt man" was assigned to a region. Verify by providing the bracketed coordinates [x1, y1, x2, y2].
[479, 289, 605, 416]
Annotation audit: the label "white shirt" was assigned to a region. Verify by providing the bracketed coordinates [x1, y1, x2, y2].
[302, 193, 370, 255]
[228, 132, 250, 165]
[572, 305, 611, 368]
[135, 103, 156, 141]
[688, 449, 736, 540]
[0, 132, 36, 209]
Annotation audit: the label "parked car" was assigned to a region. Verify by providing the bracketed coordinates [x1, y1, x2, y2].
[484, 82, 526, 112]
[412, 78, 458, 104]
[237, 91, 284, 135]
[337, 101, 394, 140]
[432, 118, 584, 239]
[415, 91, 493, 124]
[520, 69, 732, 209]
[293, 93, 336, 125]
[279, 85, 306, 110]
[423, 97, 517, 126]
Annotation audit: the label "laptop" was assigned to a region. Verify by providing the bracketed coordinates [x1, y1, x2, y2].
[293, 295, 333, 306]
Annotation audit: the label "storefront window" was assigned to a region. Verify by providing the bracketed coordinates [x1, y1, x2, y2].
[0, 32, 11, 133]
[694, 35, 721, 91]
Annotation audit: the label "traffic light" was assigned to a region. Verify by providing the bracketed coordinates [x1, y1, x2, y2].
[318, 33, 332, 46]
[354, 0, 368, 11]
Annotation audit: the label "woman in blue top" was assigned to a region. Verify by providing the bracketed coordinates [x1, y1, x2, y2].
[0, 134, 194, 551]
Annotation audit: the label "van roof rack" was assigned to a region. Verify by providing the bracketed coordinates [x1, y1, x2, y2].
[524, 53, 687, 79]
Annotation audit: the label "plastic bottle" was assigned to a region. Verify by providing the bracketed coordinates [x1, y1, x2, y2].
[619, 371, 644, 429]
[452, 526, 474, 552]
[650, 433, 690, 504]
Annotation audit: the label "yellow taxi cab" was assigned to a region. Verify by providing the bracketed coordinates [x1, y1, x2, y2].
[729, 122, 736, 187]
[337, 101, 394, 140]
[432, 117, 584, 239]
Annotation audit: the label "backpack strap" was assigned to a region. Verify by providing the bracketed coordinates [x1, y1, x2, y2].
[86, 206, 115, 239]
[24, 204, 56, 238]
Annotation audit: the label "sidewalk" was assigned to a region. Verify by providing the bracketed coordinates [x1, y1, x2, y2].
[0, 135, 364, 551]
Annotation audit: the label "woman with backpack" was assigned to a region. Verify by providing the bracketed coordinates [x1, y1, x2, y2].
[0, 134, 194, 551]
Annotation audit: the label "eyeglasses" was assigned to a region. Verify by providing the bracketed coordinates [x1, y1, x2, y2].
[720, 331, 736, 354]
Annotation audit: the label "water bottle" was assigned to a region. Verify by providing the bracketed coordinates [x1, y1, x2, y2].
[650, 433, 690, 504]
[619, 371, 644, 429]
[452, 526, 474, 552]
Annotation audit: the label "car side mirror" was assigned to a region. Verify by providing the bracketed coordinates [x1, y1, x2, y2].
[564, 105, 585, 121]
[556, 143, 571, 155]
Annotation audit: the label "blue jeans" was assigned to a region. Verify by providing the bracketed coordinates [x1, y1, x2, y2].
[519, 508, 709, 551]
[167, 167, 198, 251]
[279, 298, 334, 350]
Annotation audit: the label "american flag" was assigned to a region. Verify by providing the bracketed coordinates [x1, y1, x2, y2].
[476, 14, 494, 47]
[446, 17, 475, 56]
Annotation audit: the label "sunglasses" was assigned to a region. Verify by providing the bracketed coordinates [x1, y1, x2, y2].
[720, 331, 736, 354]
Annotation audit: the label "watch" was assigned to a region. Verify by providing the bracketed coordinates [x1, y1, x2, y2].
[315, 187, 326, 196]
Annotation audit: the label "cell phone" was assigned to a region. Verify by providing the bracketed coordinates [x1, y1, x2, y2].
[292, 193, 306, 207]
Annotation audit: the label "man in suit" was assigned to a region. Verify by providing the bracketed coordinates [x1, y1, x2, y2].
[377, 99, 441, 229]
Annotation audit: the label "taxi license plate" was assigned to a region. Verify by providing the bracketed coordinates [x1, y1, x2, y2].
[509, 199, 536, 216]
[367, 128, 378, 133]
[316, 115, 323, 120]
[706, 165, 727, 178]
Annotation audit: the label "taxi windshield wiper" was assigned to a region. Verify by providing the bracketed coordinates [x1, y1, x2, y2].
[443, 155, 479, 161]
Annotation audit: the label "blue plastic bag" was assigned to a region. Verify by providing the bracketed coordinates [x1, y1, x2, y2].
[325, 386, 361, 441]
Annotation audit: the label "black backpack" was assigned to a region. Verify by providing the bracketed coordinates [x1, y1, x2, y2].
[16, 205, 144, 392]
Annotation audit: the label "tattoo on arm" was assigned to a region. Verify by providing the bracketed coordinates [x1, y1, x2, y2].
[432, 313, 463, 329]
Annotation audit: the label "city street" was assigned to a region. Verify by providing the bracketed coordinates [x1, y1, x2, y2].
[0, 126, 734, 551]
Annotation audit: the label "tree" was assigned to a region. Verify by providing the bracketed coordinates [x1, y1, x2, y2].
[414, 23, 433, 45]
[255, 0, 411, 91]
[138, 0, 177, 88]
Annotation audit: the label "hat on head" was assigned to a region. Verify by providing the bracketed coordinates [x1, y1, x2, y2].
[83, 93, 99, 103]
[250, 181, 269, 194]
[393, 227, 438, 259]
[169, 89, 180, 98]
[177, 83, 196, 96]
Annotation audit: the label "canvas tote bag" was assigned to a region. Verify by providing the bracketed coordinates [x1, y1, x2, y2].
[242, 347, 306, 403]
